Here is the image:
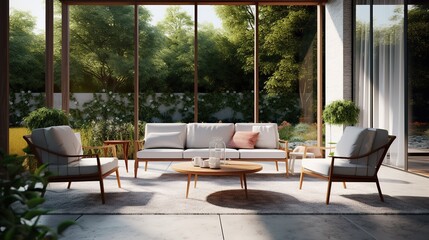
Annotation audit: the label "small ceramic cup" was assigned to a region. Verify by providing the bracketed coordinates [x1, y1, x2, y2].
[200, 159, 210, 168]
[191, 156, 202, 167]
[208, 157, 220, 169]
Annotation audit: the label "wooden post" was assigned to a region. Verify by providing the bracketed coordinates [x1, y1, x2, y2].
[0, 0, 9, 155]
[194, 4, 199, 123]
[254, 4, 259, 123]
[46, 0, 54, 108]
[317, 4, 325, 147]
[61, 3, 70, 113]
[134, 5, 140, 141]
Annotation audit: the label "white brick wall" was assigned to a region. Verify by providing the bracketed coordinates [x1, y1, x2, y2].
[325, 0, 353, 143]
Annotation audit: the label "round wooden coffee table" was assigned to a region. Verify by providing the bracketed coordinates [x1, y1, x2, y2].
[172, 161, 262, 199]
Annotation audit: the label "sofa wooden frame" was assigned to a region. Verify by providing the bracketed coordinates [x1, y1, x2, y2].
[134, 139, 290, 178]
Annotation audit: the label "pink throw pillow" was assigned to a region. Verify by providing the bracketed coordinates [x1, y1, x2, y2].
[228, 131, 259, 149]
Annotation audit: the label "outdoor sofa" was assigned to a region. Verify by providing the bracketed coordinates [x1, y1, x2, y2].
[134, 123, 289, 178]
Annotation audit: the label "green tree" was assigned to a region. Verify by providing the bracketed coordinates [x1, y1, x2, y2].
[259, 6, 316, 96]
[157, 6, 194, 92]
[68, 6, 161, 93]
[216, 6, 316, 123]
[198, 24, 251, 92]
[9, 11, 45, 92]
[69, 6, 134, 92]
[139, 7, 168, 93]
[215, 6, 255, 74]
[408, 5, 429, 122]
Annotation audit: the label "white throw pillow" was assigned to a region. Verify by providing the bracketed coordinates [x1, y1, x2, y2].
[44, 125, 82, 165]
[144, 132, 185, 149]
[252, 125, 277, 149]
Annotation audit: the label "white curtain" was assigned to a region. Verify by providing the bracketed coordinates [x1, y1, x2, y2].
[355, 2, 406, 168]
[354, 5, 371, 128]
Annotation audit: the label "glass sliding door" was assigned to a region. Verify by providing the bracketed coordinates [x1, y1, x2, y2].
[197, 5, 253, 123]
[407, 2, 429, 176]
[372, 0, 405, 168]
[354, 0, 371, 127]
[259, 5, 318, 145]
[354, 0, 429, 171]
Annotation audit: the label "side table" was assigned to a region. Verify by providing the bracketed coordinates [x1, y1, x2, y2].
[289, 152, 315, 175]
[103, 140, 130, 173]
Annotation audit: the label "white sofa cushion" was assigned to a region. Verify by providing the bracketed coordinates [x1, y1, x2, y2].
[137, 149, 184, 159]
[186, 123, 234, 148]
[144, 132, 184, 149]
[367, 128, 389, 168]
[145, 123, 187, 148]
[183, 148, 239, 159]
[334, 127, 375, 158]
[302, 158, 376, 177]
[239, 149, 286, 159]
[47, 157, 118, 176]
[252, 125, 278, 149]
[31, 128, 50, 164]
[32, 125, 82, 165]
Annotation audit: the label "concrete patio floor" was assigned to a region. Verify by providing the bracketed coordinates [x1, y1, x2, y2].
[39, 160, 429, 240]
[41, 213, 429, 240]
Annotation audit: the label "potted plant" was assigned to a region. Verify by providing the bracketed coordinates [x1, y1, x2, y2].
[22, 107, 71, 171]
[323, 100, 360, 154]
[322, 100, 360, 126]
[23, 107, 70, 131]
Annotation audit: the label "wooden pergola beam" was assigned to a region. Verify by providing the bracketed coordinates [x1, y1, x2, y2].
[61, 0, 328, 6]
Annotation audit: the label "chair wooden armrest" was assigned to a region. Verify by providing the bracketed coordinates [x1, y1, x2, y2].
[134, 140, 145, 151]
[24, 136, 99, 160]
[328, 135, 396, 170]
[83, 145, 117, 157]
[278, 139, 289, 150]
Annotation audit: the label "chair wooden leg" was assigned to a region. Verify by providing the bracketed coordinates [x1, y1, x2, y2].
[342, 181, 347, 189]
[41, 183, 48, 197]
[134, 159, 139, 178]
[299, 170, 304, 190]
[67, 181, 72, 189]
[376, 178, 384, 202]
[326, 179, 332, 205]
[99, 179, 106, 204]
[285, 160, 289, 178]
[116, 169, 121, 188]
[275, 161, 279, 171]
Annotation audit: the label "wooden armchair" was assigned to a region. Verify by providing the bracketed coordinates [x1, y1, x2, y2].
[23, 125, 121, 204]
[299, 127, 396, 204]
